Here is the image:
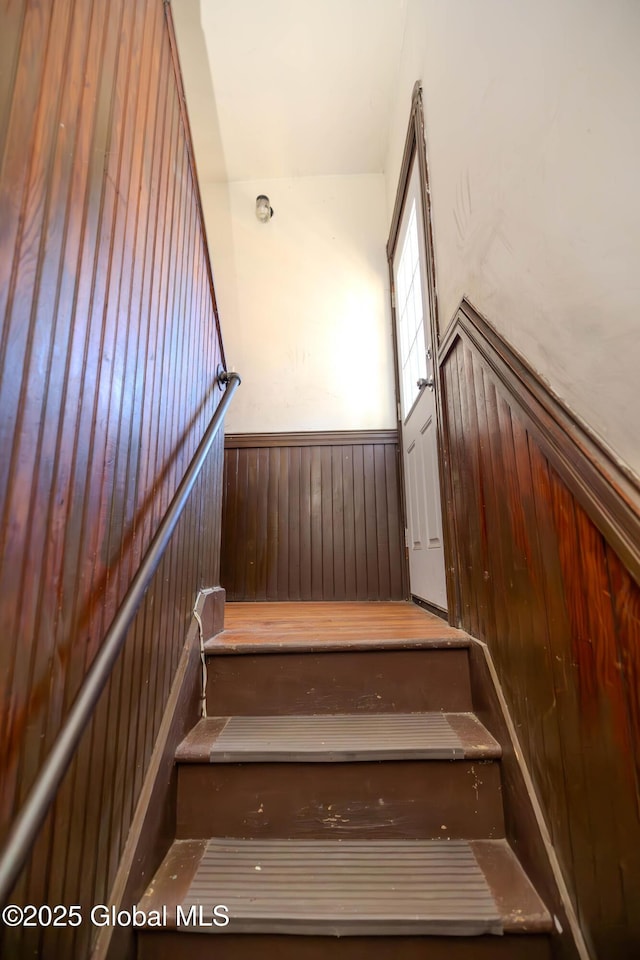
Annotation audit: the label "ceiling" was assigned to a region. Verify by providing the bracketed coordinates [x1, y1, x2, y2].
[173, 0, 408, 182]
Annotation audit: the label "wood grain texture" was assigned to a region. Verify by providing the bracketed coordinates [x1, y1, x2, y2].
[221, 436, 406, 601]
[0, 2, 226, 957]
[210, 600, 466, 647]
[440, 300, 640, 959]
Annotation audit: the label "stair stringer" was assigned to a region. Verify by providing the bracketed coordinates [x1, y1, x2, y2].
[467, 636, 592, 960]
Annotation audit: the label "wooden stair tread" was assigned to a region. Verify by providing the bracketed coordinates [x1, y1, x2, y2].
[216, 601, 466, 644]
[138, 838, 551, 936]
[176, 713, 501, 763]
[208, 601, 468, 653]
[205, 635, 470, 654]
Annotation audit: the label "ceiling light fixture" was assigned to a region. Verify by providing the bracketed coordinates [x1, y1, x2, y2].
[255, 194, 274, 223]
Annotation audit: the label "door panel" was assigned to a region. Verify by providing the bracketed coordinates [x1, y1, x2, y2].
[407, 439, 425, 548]
[393, 155, 447, 609]
[421, 415, 443, 550]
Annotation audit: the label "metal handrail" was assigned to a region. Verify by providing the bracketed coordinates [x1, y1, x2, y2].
[0, 370, 241, 904]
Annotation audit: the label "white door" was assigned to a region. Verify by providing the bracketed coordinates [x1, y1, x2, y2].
[392, 155, 447, 609]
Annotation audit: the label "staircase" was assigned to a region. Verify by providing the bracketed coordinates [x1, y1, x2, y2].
[137, 603, 552, 959]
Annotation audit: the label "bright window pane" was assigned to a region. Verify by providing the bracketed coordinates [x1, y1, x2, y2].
[395, 200, 426, 416]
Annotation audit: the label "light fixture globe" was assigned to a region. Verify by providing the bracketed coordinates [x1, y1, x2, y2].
[255, 194, 274, 223]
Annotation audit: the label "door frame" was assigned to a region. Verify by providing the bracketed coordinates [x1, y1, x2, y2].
[386, 81, 458, 622]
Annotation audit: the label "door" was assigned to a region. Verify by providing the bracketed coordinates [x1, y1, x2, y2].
[392, 153, 447, 609]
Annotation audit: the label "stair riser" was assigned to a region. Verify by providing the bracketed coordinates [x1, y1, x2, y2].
[206, 649, 473, 715]
[176, 760, 504, 840]
[139, 932, 551, 960]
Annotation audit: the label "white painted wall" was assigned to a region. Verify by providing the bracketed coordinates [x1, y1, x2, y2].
[172, 3, 398, 434]
[202, 175, 397, 433]
[198, 0, 406, 180]
[386, 0, 640, 475]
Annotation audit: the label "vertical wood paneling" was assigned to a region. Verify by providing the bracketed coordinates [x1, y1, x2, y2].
[0, 2, 227, 957]
[440, 306, 640, 959]
[289, 447, 302, 599]
[321, 445, 333, 598]
[221, 434, 406, 602]
[331, 446, 346, 601]
[385, 445, 404, 600]
[343, 447, 357, 599]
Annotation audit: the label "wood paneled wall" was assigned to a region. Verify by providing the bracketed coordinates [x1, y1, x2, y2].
[0, 2, 226, 957]
[221, 433, 406, 601]
[439, 301, 640, 959]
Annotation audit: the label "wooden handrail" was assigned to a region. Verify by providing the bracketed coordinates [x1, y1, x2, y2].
[0, 371, 241, 904]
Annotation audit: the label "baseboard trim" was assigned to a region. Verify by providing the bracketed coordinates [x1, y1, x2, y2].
[467, 636, 592, 960]
[91, 589, 213, 960]
[410, 594, 448, 620]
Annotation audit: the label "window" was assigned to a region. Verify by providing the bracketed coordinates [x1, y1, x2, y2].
[395, 198, 427, 418]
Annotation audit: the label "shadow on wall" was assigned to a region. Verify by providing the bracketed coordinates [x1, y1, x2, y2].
[171, 0, 240, 335]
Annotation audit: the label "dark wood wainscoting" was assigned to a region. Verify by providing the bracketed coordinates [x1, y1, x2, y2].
[221, 432, 407, 601]
[0, 3, 225, 958]
[439, 300, 640, 959]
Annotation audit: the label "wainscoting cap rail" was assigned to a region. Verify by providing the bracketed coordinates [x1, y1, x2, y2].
[224, 429, 399, 449]
[0, 370, 241, 905]
[439, 298, 640, 585]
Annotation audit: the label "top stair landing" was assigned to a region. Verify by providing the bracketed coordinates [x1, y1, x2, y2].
[205, 601, 469, 653]
[204, 602, 473, 715]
